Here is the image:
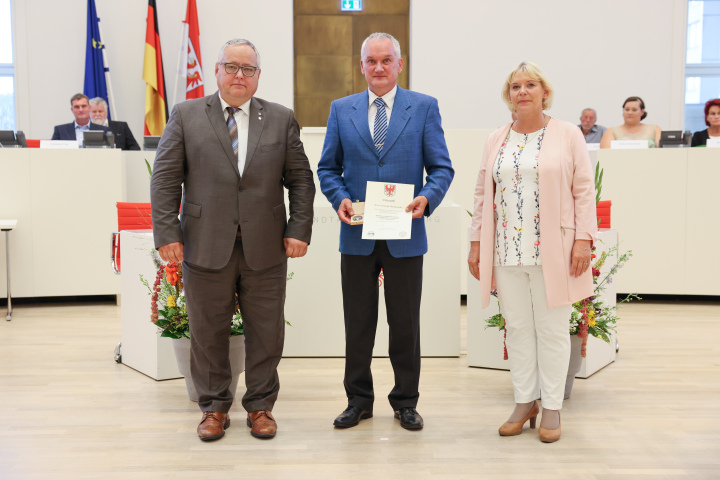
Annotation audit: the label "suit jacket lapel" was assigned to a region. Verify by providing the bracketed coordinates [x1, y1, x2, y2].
[206, 92, 241, 178]
[242, 98, 265, 177]
[350, 91, 376, 153]
[379, 86, 410, 160]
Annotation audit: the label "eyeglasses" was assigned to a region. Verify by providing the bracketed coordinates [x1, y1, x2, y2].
[219, 62, 259, 77]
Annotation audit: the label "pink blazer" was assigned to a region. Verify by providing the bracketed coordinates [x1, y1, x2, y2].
[471, 118, 598, 310]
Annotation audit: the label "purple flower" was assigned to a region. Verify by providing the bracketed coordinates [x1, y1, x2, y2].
[491, 289, 498, 296]
[607, 276, 613, 284]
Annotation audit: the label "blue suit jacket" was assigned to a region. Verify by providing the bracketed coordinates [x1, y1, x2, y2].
[317, 87, 454, 258]
[51, 122, 110, 141]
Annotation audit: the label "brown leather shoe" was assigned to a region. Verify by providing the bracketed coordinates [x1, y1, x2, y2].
[539, 412, 561, 443]
[197, 411, 230, 441]
[498, 401, 539, 436]
[247, 410, 277, 438]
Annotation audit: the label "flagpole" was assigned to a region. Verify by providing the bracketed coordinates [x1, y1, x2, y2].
[96, 18, 117, 119]
[172, 21, 189, 108]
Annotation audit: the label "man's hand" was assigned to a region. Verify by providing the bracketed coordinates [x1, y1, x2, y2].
[158, 242, 184, 263]
[406, 195, 429, 219]
[337, 198, 355, 225]
[284, 237, 309, 258]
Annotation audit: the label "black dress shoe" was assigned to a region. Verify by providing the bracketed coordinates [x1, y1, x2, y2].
[394, 407, 423, 430]
[333, 406, 373, 428]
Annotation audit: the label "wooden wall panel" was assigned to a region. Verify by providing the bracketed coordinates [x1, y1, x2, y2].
[294, 0, 409, 127]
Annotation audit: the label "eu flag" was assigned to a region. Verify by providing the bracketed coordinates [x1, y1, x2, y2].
[84, 0, 110, 119]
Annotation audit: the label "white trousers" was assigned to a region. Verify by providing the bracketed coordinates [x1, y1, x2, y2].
[494, 265, 572, 410]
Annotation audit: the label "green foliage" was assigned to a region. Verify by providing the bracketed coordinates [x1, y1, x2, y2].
[595, 161, 604, 205]
[484, 312, 505, 331]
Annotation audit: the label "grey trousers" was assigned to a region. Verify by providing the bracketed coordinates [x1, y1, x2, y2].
[183, 238, 287, 414]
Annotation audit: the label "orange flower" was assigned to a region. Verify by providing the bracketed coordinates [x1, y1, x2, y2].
[166, 263, 179, 286]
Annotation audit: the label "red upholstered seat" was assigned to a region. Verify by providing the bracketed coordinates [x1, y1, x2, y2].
[112, 202, 152, 273]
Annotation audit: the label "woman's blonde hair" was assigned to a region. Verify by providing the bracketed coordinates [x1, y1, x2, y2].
[501, 61, 554, 112]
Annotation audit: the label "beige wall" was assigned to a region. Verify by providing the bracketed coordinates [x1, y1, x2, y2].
[410, 0, 687, 131]
[12, 0, 294, 140]
[12, 0, 687, 139]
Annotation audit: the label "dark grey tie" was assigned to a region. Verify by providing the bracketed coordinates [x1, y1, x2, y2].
[226, 106, 239, 159]
[373, 97, 387, 154]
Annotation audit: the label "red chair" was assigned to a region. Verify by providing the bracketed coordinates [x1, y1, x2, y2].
[111, 202, 152, 274]
[26, 139, 43, 148]
[596, 200, 611, 229]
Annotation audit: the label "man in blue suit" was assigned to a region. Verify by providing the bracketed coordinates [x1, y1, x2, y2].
[318, 32, 454, 431]
[51, 93, 110, 146]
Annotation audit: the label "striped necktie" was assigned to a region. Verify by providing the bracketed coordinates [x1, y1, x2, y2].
[373, 97, 387, 154]
[226, 106, 239, 159]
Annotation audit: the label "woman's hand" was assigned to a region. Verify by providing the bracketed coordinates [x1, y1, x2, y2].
[468, 241, 480, 281]
[570, 239, 592, 278]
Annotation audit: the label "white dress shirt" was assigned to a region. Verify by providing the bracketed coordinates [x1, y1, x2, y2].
[74, 121, 91, 146]
[220, 96, 251, 175]
[368, 85, 397, 141]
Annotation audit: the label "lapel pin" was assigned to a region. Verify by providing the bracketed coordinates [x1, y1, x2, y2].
[258, 111, 263, 121]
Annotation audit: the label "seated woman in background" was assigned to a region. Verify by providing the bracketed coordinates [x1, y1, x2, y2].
[600, 96, 661, 148]
[691, 98, 720, 147]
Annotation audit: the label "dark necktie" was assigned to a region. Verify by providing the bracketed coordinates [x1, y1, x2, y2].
[373, 97, 387, 154]
[226, 106, 239, 159]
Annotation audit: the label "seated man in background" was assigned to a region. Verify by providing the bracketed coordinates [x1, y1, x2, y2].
[89, 97, 141, 151]
[578, 108, 606, 143]
[51, 93, 110, 146]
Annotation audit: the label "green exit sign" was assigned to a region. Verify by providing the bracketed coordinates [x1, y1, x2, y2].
[341, 0, 362, 11]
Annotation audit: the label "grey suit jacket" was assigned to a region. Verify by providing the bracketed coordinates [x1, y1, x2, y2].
[150, 92, 315, 270]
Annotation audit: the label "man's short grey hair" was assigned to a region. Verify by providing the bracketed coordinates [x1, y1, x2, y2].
[69, 93, 89, 106]
[217, 39, 261, 68]
[361, 32, 401, 59]
[581, 108, 597, 118]
[89, 97, 108, 109]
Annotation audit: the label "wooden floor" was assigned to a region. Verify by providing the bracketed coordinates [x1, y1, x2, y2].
[0, 299, 719, 479]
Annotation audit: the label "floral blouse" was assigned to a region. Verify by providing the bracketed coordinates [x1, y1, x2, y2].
[492, 127, 546, 266]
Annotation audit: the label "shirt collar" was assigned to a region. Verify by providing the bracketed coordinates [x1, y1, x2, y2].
[74, 121, 90, 129]
[578, 124, 598, 134]
[220, 95, 252, 117]
[368, 85, 397, 110]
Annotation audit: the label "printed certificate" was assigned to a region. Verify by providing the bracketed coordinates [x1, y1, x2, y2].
[361, 181, 414, 240]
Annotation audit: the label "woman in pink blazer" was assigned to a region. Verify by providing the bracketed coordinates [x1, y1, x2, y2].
[468, 62, 597, 443]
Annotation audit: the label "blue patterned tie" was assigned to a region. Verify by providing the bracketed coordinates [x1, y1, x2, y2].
[226, 106, 239, 159]
[373, 97, 387, 154]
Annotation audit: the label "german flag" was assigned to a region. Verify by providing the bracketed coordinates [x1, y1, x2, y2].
[143, 0, 168, 136]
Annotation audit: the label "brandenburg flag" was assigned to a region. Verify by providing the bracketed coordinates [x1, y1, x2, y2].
[181, 0, 204, 100]
[143, 0, 168, 136]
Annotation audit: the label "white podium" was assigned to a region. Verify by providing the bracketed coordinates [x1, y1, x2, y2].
[120, 230, 181, 380]
[467, 229, 618, 378]
[118, 204, 463, 378]
[284, 203, 462, 357]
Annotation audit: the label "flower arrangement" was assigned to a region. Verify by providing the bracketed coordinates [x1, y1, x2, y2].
[568, 246, 638, 356]
[140, 252, 294, 339]
[140, 253, 243, 339]
[484, 245, 638, 359]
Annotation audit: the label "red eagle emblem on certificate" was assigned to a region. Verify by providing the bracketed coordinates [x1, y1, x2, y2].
[384, 184, 396, 197]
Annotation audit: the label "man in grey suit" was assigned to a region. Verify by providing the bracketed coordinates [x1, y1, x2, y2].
[151, 39, 315, 441]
